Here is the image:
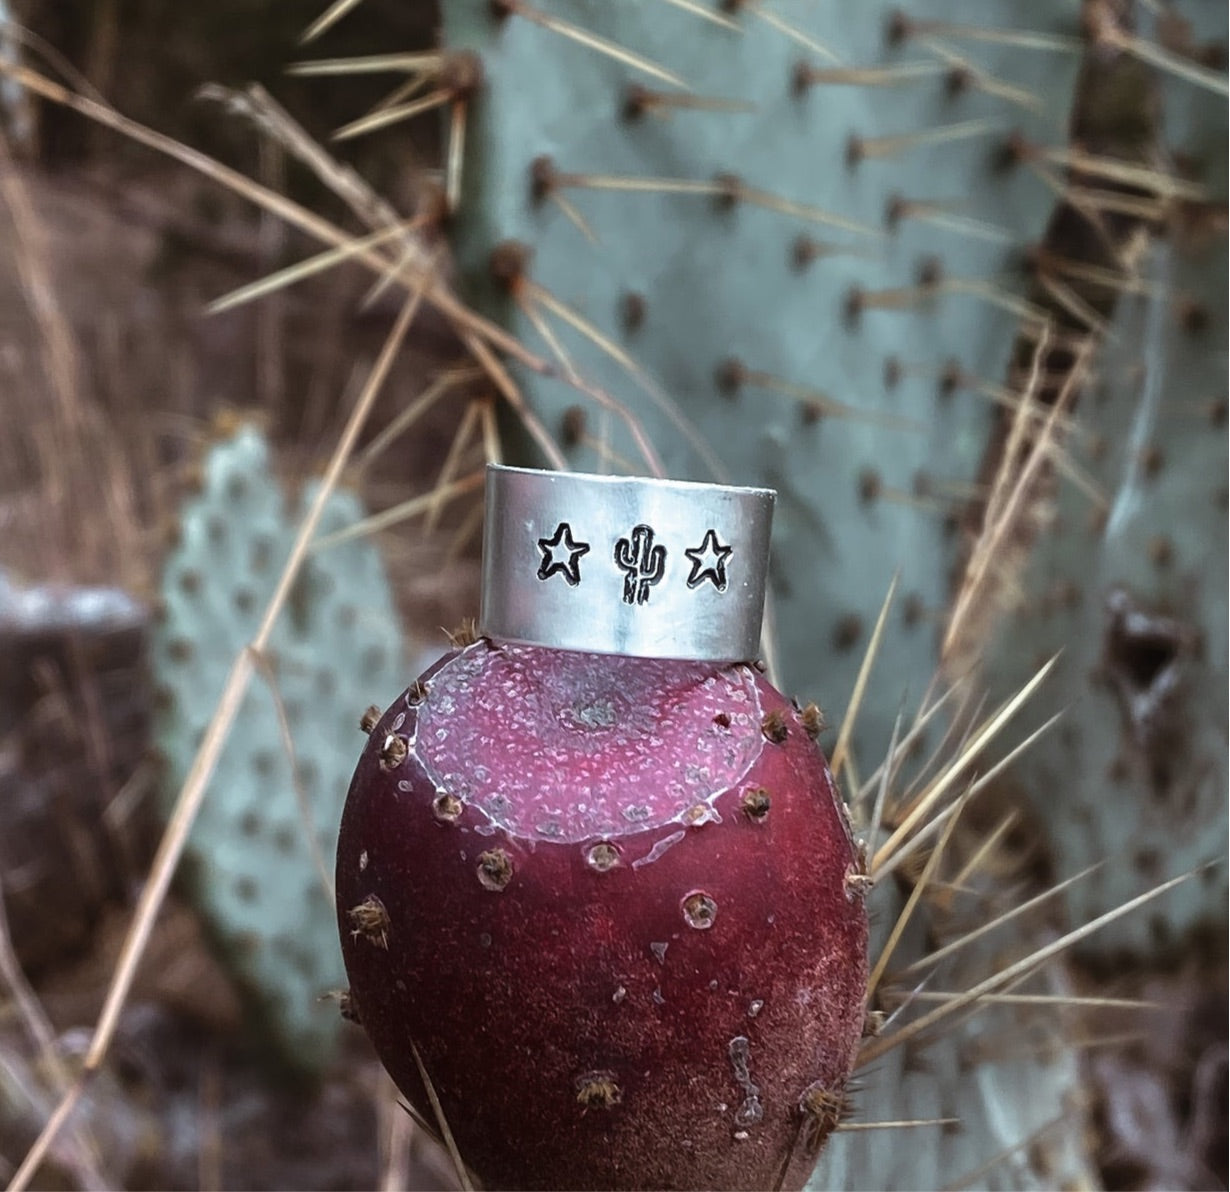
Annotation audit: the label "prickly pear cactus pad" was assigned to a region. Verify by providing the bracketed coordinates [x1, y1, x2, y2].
[153, 424, 402, 1067]
[977, 4, 1228, 955]
[813, 863, 1096, 1191]
[438, 0, 1083, 759]
[337, 640, 868, 1191]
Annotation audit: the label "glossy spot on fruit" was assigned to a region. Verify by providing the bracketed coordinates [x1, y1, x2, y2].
[727, 1036, 763, 1126]
[632, 829, 685, 868]
[585, 842, 620, 871]
[477, 848, 513, 892]
[682, 891, 718, 930]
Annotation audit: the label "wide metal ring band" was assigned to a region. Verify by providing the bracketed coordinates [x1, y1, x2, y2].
[480, 465, 776, 662]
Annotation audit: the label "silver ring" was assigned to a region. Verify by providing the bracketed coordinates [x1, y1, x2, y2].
[480, 465, 775, 661]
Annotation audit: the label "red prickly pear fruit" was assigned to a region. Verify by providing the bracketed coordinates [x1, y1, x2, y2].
[337, 640, 868, 1191]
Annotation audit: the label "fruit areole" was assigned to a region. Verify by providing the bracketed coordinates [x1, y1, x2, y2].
[336, 471, 869, 1191]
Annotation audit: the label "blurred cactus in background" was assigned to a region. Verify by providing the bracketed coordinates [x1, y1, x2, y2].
[153, 421, 404, 1069]
[424, 1, 1225, 1184]
[440, 0, 1085, 766]
[976, 2, 1228, 957]
[0, 0, 1224, 1187]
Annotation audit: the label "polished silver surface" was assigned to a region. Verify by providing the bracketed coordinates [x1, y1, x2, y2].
[480, 465, 776, 661]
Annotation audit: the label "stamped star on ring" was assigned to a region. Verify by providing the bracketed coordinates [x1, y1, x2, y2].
[684, 529, 733, 591]
[536, 522, 590, 586]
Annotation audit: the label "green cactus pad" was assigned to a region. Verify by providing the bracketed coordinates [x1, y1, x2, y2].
[153, 424, 402, 1068]
[813, 880, 1095, 1191]
[979, 233, 1228, 948]
[441, 0, 1083, 763]
[975, 1, 1228, 955]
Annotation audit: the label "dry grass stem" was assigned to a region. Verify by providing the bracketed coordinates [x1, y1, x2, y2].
[892, 862, 1104, 983]
[867, 793, 969, 1001]
[426, 402, 483, 532]
[500, 2, 688, 90]
[310, 470, 486, 554]
[874, 705, 1064, 885]
[525, 281, 726, 480]
[872, 657, 1059, 873]
[900, 992, 1160, 1010]
[6, 268, 434, 1192]
[352, 368, 482, 478]
[408, 1038, 474, 1192]
[377, 1075, 416, 1192]
[301, 0, 367, 44]
[943, 334, 1091, 667]
[852, 679, 965, 814]
[744, 4, 839, 63]
[660, 0, 741, 32]
[858, 867, 1201, 1068]
[836, 1117, 961, 1132]
[830, 573, 899, 781]
[939, 1113, 1070, 1192]
[517, 289, 675, 476]
[206, 221, 424, 315]
[0, 891, 109, 1189]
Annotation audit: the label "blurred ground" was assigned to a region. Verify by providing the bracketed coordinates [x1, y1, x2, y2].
[0, 2, 476, 1186]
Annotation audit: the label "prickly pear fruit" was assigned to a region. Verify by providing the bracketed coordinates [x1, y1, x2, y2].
[337, 639, 867, 1190]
